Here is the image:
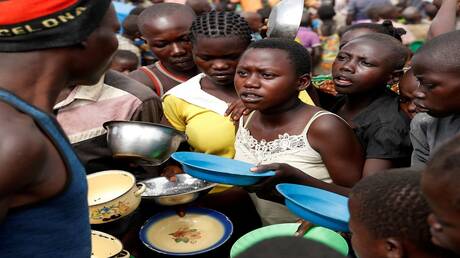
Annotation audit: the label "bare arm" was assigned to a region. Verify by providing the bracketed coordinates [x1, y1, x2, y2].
[308, 114, 364, 187]
[427, 0, 459, 40]
[0, 120, 46, 222]
[362, 158, 395, 177]
[248, 114, 364, 197]
[311, 46, 322, 68]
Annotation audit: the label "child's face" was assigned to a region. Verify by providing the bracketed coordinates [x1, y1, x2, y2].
[399, 69, 418, 119]
[332, 39, 395, 95]
[234, 48, 307, 111]
[412, 56, 460, 117]
[193, 36, 248, 87]
[110, 58, 138, 74]
[421, 172, 460, 254]
[348, 197, 388, 258]
[142, 12, 195, 72]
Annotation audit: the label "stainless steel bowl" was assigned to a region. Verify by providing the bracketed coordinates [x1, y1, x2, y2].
[103, 121, 187, 166]
[267, 0, 304, 39]
[141, 174, 217, 206]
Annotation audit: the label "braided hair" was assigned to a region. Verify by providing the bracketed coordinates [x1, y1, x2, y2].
[350, 168, 442, 254]
[341, 20, 406, 42]
[190, 10, 252, 44]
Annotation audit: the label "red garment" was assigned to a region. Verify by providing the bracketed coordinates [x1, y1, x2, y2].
[0, 0, 78, 25]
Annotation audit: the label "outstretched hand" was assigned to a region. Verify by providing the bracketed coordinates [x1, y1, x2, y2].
[245, 163, 305, 203]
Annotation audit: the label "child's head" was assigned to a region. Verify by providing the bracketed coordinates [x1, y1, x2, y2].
[402, 7, 422, 24]
[235, 38, 311, 111]
[235, 237, 345, 258]
[340, 21, 406, 48]
[422, 135, 460, 254]
[110, 50, 139, 74]
[190, 11, 252, 87]
[424, 3, 438, 20]
[367, 3, 400, 22]
[138, 3, 196, 73]
[121, 15, 140, 40]
[241, 12, 263, 33]
[411, 30, 460, 117]
[317, 5, 336, 21]
[185, 0, 212, 16]
[399, 68, 418, 119]
[332, 34, 409, 95]
[349, 168, 453, 258]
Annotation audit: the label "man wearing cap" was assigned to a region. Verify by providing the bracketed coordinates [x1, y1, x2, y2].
[0, 1, 118, 257]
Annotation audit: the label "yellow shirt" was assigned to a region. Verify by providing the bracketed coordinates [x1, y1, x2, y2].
[163, 95, 236, 158]
[299, 90, 315, 105]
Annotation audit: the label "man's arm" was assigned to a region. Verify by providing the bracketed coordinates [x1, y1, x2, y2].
[0, 118, 46, 222]
[427, 0, 459, 40]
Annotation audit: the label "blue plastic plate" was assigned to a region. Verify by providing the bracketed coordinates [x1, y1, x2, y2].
[276, 183, 350, 232]
[139, 207, 233, 256]
[171, 152, 275, 186]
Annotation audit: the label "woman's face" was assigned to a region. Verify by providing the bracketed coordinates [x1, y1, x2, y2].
[142, 11, 196, 73]
[398, 69, 418, 119]
[235, 48, 307, 111]
[192, 36, 249, 87]
[332, 38, 395, 95]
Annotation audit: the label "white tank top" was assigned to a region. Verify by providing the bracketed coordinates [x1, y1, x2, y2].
[234, 110, 338, 225]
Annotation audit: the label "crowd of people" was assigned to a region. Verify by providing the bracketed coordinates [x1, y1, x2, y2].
[2, 0, 460, 257]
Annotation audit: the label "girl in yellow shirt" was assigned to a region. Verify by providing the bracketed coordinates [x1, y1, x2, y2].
[163, 11, 253, 158]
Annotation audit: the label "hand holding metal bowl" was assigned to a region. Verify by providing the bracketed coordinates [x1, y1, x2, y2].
[141, 174, 217, 206]
[266, 0, 304, 40]
[103, 121, 187, 166]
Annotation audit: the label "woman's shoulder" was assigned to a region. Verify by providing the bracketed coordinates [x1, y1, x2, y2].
[355, 91, 407, 127]
[303, 106, 351, 136]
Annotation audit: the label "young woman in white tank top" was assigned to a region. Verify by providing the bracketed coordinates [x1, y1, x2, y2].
[233, 39, 364, 225]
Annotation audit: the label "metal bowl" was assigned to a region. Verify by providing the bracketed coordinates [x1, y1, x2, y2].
[103, 121, 187, 166]
[141, 174, 217, 206]
[267, 0, 304, 39]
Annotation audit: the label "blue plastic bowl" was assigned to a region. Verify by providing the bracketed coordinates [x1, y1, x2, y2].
[276, 183, 350, 232]
[139, 207, 233, 256]
[171, 152, 275, 186]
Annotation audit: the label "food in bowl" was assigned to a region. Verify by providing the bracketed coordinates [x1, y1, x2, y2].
[141, 174, 217, 206]
[139, 207, 233, 256]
